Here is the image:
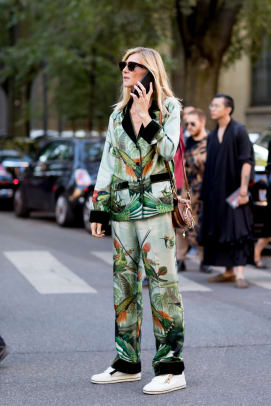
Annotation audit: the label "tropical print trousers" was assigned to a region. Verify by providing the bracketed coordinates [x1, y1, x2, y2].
[111, 212, 185, 376]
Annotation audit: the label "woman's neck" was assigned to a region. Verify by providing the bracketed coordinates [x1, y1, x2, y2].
[130, 96, 153, 112]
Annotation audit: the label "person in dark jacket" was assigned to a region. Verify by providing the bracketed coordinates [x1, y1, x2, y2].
[176, 109, 212, 273]
[199, 94, 254, 289]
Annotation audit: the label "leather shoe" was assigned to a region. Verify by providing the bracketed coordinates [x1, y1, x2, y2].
[208, 273, 236, 283]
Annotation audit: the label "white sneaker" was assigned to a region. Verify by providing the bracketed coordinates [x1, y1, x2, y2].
[91, 367, 141, 384]
[143, 372, 186, 394]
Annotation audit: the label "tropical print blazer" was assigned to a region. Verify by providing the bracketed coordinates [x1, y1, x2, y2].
[89, 97, 181, 225]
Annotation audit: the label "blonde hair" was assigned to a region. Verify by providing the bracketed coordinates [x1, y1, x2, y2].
[114, 47, 177, 112]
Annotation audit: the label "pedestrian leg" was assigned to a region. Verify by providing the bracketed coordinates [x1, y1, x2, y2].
[254, 237, 271, 268]
[176, 229, 189, 261]
[176, 229, 189, 272]
[235, 266, 249, 289]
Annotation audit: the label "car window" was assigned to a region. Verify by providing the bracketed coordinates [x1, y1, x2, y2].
[253, 144, 268, 170]
[84, 141, 104, 162]
[256, 133, 271, 149]
[38, 142, 74, 162]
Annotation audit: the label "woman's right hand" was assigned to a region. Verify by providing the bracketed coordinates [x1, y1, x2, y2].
[91, 222, 105, 238]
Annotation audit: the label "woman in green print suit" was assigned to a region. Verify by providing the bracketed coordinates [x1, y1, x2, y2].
[90, 47, 186, 395]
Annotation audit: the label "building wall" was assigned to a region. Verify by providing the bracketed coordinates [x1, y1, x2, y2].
[218, 55, 251, 126]
[219, 55, 271, 133]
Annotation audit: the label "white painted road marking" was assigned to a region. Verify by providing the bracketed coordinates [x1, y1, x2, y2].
[4, 251, 97, 294]
[91, 250, 113, 266]
[90, 250, 211, 292]
[178, 275, 211, 292]
[243, 267, 271, 290]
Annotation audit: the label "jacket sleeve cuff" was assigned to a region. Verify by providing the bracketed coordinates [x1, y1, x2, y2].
[140, 120, 161, 144]
[89, 210, 110, 227]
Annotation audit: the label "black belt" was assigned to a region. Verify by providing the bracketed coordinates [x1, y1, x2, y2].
[116, 172, 170, 191]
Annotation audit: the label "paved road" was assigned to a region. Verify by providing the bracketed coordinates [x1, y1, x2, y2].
[0, 211, 271, 406]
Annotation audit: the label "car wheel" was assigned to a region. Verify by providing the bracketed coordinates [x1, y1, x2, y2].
[14, 188, 30, 218]
[83, 198, 92, 233]
[55, 194, 74, 227]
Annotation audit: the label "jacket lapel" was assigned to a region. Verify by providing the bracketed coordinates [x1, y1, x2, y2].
[121, 99, 159, 144]
[122, 100, 137, 144]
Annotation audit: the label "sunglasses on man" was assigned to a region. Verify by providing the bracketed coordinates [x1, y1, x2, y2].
[119, 61, 147, 72]
[185, 121, 196, 128]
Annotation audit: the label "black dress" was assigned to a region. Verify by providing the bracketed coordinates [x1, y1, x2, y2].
[199, 120, 254, 267]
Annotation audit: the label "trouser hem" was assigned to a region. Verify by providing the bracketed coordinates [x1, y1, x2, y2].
[154, 360, 185, 376]
[111, 357, 141, 374]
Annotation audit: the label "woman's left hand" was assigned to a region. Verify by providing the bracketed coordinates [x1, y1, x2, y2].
[130, 81, 153, 124]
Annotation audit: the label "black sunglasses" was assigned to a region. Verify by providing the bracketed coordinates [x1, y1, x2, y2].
[119, 61, 147, 72]
[185, 121, 196, 128]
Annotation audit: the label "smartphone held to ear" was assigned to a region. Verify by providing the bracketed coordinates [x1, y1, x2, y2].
[131, 72, 154, 97]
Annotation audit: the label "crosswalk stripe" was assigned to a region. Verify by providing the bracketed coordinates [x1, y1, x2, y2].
[243, 267, 271, 290]
[179, 275, 211, 292]
[90, 250, 211, 292]
[4, 251, 97, 294]
[91, 250, 271, 291]
[91, 250, 113, 266]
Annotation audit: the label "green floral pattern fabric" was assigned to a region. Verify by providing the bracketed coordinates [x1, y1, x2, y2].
[92, 97, 180, 222]
[111, 212, 185, 376]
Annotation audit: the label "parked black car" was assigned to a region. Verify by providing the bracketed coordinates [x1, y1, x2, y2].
[0, 150, 29, 204]
[249, 140, 271, 238]
[14, 137, 104, 227]
[0, 163, 17, 202]
[249, 172, 269, 237]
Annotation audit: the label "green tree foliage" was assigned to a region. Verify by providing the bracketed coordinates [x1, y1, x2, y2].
[173, 0, 271, 109]
[0, 0, 167, 134]
[1, 0, 271, 135]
